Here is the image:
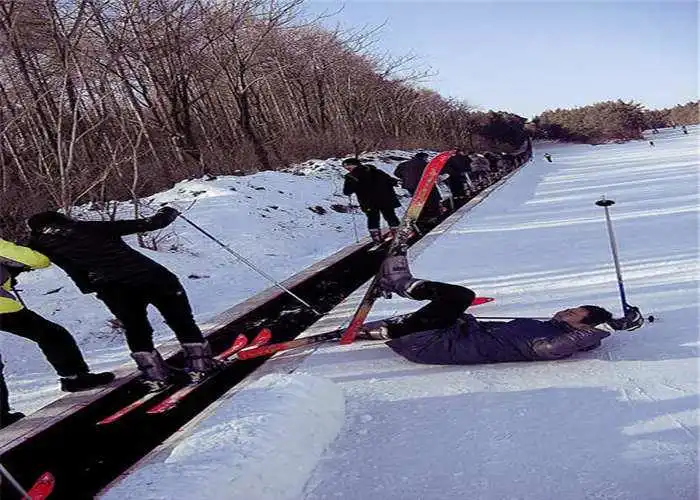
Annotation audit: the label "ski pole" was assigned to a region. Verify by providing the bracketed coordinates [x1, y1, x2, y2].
[595, 197, 632, 314]
[176, 214, 322, 316]
[0, 463, 31, 499]
[348, 196, 359, 243]
[11, 285, 26, 308]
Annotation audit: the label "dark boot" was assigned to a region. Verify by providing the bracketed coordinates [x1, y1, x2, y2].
[369, 229, 382, 243]
[182, 342, 220, 383]
[60, 371, 115, 392]
[0, 411, 25, 429]
[131, 350, 171, 391]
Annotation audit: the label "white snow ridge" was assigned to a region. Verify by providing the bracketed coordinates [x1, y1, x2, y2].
[101, 373, 345, 500]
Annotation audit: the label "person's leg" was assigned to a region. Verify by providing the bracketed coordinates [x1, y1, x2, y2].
[148, 282, 205, 346]
[0, 309, 89, 376]
[379, 206, 401, 229]
[387, 281, 475, 338]
[365, 208, 382, 242]
[97, 288, 155, 353]
[148, 282, 215, 380]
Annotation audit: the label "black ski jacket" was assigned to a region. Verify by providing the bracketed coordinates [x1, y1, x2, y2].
[28, 209, 179, 293]
[343, 164, 400, 212]
[394, 157, 428, 194]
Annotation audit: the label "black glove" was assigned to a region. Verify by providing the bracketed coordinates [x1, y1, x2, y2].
[154, 206, 180, 225]
[608, 306, 644, 331]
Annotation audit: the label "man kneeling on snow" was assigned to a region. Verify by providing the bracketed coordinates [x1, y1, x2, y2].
[359, 254, 643, 364]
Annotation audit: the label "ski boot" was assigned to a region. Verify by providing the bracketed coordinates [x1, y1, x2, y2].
[369, 229, 383, 244]
[182, 342, 221, 383]
[60, 371, 115, 392]
[377, 253, 423, 299]
[132, 350, 172, 392]
[357, 323, 392, 341]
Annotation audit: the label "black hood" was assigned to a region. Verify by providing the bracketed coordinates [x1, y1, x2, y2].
[27, 211, 72, 231]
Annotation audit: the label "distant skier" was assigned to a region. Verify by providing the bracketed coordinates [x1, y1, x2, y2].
[394, 152, 443, 223]
[1, 238, 114, 427]
[682, 125, 688, 135]
[358, 254, 643, 365]
[342, 158, 401, 243]
[27, 208, 218, 391]
[442, 148, 472, 201]
[649, 141, 655, 147]
[543, 153, 553, 163]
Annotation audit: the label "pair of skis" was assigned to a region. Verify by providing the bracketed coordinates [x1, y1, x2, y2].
[97, 328, 271, 425]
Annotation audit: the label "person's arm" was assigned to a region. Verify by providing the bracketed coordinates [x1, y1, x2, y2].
[72, 207, 180, 236]
[531, 326, 610, 360]
[343, 175, 357, 196]
[0, 239, 50, 270]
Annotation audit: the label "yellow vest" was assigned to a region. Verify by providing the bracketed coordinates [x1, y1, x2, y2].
[0, 239, 50, 314]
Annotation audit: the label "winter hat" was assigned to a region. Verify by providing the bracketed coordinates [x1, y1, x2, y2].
[27, 211, 71, 231]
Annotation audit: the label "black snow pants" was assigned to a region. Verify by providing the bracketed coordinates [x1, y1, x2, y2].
[96, 280, 205, 353]
[0, 309, 90, 377]
[365, 206, 401, 230]
[386, 281, 475, 338]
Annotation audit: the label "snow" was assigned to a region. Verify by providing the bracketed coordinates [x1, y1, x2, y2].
[101, 373, 345, 500]
[1, 151, 416, 414]
[105, 126, 698, 499]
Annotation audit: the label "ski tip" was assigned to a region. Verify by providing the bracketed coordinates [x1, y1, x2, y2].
[28, 471, 55, 499]
[472, 297, 495, 305]
[253, 328, 272, 344]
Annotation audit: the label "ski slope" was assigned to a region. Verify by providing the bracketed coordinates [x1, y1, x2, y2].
[104, 126, 698, 499]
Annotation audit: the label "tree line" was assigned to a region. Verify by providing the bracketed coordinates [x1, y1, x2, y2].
[0, 0, 529, 238]
[527, 99, 698, 144]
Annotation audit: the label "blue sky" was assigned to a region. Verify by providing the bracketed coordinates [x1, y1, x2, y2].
[304, 1, 698, 118]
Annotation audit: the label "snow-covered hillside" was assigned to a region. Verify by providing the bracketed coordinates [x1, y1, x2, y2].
[1, 151, 420, 414]
[104, 126, 698, 500]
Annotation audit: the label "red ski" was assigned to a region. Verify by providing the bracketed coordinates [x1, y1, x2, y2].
[146, 328, 272, 415]
[27, 472, 55, 499]
[238, 297, 493, 361]
[340, 150, 455, 344]
[97, 333, 250, 425]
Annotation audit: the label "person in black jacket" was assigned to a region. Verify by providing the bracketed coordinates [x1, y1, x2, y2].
[342, 158, 401, 243]
[27, 208, 216, 391]
[442, 149, 472, 201]
[394, 152, 442, 222]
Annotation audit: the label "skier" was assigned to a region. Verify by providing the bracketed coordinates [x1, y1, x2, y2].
[682, 125, 688, 135]
[649, 141, 655, 147]
[27, 208, 217, 391]
[543, 153, 553, 163]
[394, 152, 442, 223]
[358, 254, 643, 365]
[1, 238, 114, 428]
[442, 148, 472, 201]
[342, 158, 401, 243]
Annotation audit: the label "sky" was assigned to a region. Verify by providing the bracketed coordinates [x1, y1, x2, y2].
[304, 1, 699, 118]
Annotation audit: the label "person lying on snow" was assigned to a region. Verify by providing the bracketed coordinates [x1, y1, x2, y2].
[358, 254, 644, 364]
[27, 208, 218, 391]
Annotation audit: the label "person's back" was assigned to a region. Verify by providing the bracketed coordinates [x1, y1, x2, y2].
[394, 153, 428, 194]
[28, 211, 176, 292]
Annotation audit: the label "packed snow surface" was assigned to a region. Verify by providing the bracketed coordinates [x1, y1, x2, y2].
[106, 126, 698, 500]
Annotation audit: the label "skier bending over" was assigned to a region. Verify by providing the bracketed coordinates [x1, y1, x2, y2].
[27, 208, 218, 391]
[359, 255, 643, 364]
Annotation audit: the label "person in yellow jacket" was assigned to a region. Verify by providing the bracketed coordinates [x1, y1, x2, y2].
[0, 239, 114, 428]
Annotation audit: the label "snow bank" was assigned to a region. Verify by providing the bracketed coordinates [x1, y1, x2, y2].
[101, 373, 345, 500]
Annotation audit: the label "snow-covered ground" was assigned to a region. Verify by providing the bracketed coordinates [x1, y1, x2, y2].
[104, 126, 699, 499]
[1, 151, 419, 414]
